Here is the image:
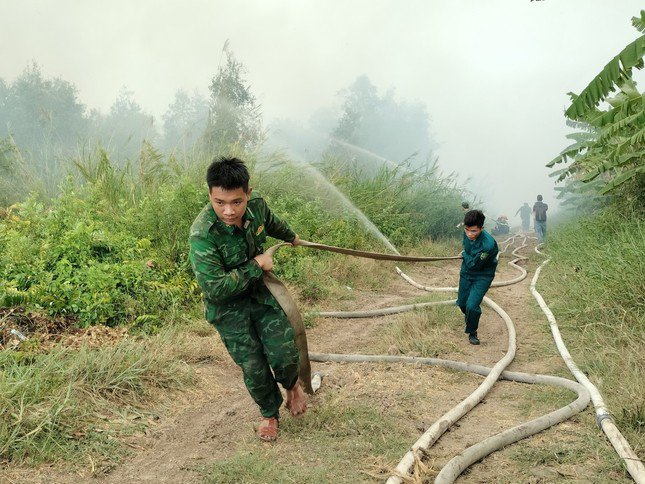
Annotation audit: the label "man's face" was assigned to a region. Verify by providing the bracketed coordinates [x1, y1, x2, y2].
[209, 186, 251, 227]
[464, 225, 483, 241]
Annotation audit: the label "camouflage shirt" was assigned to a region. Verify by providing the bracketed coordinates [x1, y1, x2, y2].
[189, 193, 296, 321]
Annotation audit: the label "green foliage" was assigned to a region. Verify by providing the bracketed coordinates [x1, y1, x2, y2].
[331, 74, 435, 167]
[0, 185, 198, 327]
[93, 87, 157, 161]
[1, 105, 466, 326]
[0, 136, 34, 206]
[161, 89, 209, 152]
[549, 12, 645, 198]
[565, 22, 645, 119]
[315, 157, 465, 243]
[0, 62, 88, 150]
[202, 42, 262, 152]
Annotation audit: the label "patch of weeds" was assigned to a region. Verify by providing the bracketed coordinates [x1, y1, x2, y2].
[618, 402, 645, 433]
[0, 335, 195, 466]
[513, 384, 577, 418]
[382, 306, 456, 357]
[511, 442, 586, 466]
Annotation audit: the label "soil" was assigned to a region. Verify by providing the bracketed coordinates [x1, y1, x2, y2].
[0, 236, 631, 483]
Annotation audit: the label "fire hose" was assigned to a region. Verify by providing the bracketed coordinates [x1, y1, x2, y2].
[261, 236, 643, 482]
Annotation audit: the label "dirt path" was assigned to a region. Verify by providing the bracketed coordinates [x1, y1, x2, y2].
[2, 237, 630, 483]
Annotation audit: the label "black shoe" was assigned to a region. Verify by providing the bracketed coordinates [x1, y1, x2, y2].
[468, 333, 480, 345]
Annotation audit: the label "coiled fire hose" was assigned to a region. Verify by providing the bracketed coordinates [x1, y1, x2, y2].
[261, 236, 642, 483]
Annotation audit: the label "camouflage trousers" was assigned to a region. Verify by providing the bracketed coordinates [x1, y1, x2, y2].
[210, 292, 300, 418]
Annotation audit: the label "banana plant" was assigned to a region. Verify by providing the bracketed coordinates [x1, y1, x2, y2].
[549, 11, 645, 195]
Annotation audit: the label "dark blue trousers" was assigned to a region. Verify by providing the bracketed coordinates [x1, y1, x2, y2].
[457, 273, 494, 334]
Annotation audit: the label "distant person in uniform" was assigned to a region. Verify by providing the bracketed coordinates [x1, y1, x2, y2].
[491, 215, 510, 235]
[456, 201, 470, 228]
[189, 157, 306, 442]
[515, 202, 531, 232]
[532, 195, 548, 243]
[457, 210, 499, 345]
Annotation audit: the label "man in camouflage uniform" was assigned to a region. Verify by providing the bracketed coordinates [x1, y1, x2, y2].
[189, 157, 306, 441]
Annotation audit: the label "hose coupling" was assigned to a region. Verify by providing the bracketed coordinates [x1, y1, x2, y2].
[596, 411, 614, 428]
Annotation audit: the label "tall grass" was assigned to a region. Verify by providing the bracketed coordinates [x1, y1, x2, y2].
[539, 206, 644, 453]
[0, 333, 197, 464]
[313, 156, 466, 243]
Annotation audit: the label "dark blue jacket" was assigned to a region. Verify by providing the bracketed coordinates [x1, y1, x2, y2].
[461, 230, 499, 278]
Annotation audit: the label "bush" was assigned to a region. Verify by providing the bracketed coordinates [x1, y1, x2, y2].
[0, 189, 198, 327]
[0, 147, 467, 327]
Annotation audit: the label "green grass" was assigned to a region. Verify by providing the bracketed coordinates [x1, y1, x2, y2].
[377, 306, 460, 358]
[204, 396, 413, 483]
[0, 329, 200, 465]
[502, 417, 632, 483]
[539, 206, 644, 459]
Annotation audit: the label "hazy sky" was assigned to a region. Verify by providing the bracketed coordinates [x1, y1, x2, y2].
[2, 0, 644, 218]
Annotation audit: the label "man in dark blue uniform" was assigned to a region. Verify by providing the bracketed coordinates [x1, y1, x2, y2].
[457, 210, 499, 345]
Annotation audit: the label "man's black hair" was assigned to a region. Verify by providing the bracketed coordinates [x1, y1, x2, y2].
[537, 194, 543, 201]
[464, 209, 485, 228]
[206, 157, 250, 192]
[461, 201, 470, 209]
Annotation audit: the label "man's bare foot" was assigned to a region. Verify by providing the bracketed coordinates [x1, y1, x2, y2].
[256, 417, 278, 442]
[286, 380, 307, 417]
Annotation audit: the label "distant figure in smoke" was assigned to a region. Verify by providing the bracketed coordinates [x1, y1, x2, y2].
[515, 202, 532, 232]
[457, 210, 499, 345]
[456, 201, 470, 228]
[532, 195, 548, 243]
[491, 215, 510, 235]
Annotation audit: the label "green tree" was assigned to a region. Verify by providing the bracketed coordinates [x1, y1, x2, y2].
[0, 63, 90, 197]
[332, 75, 435, 167]
[548, 11, 645, 198]
[0, 136, 32, 206]
[161, 89, 209, 152]
[333, 75, 379, 145]
[91, 87, 157, 163]
[202, 43, 262, 151]
[0, 78, 8, 132]
[0, 63, 88, 150]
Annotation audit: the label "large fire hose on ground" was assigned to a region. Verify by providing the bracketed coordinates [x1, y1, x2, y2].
[262, 236, 643, 482]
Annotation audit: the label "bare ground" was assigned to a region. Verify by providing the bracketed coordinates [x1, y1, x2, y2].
[0, 238, 632, 483]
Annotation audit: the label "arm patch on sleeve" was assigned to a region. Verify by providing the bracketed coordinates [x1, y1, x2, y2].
[480, 252, 489, 260]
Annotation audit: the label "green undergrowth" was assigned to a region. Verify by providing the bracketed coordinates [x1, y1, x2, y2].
[504, 425, 630, 484]
[0, 185, 203, 327]
[0, 150, 466, 323]
[0, 147, 467, 470]
[539, 206, 644, 460]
